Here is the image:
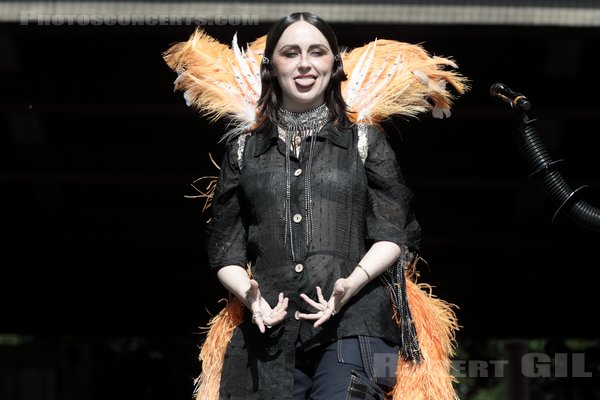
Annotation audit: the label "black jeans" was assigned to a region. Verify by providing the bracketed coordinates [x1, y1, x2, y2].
[294, 336, 399, 400]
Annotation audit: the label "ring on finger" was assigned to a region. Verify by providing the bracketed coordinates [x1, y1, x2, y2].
[264, 315, 273, 329]
[251, 311, 262, 323]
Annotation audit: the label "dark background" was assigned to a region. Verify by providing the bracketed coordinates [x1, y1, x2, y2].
[1, 20, 599, 399]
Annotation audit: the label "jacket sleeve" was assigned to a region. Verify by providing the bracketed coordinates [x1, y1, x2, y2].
[205, 139, 248, 271]
[363, 126, 422, 250]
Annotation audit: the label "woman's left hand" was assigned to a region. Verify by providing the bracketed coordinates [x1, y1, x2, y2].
[298, 278, 358, 328]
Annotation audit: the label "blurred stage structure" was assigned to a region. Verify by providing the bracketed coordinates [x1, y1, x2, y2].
[2, 0, 600, 26]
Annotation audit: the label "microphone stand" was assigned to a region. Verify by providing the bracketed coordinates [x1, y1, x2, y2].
[490, 83, 600, 232]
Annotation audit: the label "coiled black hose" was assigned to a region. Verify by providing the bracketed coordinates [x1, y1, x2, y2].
[491, 83, 600, 232]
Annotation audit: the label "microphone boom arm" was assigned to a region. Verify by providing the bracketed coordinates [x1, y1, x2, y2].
[490, 83, 600, 232]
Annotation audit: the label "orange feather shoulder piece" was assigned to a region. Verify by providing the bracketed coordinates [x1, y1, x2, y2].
[163, 28, 468, 135]
[342, 38, 469, 125]
[163, 30, 266, 137]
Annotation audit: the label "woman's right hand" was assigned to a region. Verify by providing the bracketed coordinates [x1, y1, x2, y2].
[245, 279, 289, 333]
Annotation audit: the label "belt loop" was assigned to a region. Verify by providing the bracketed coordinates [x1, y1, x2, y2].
[358, 335, 376, 383]
[337, 338, 345, 363]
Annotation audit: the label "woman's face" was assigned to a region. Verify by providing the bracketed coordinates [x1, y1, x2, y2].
[272, 21, 334, 112]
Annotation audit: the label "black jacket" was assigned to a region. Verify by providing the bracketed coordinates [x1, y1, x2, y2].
[206, 121, 421, 399]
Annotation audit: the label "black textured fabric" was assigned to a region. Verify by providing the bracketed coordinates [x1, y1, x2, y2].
[206, 120, 421, 399]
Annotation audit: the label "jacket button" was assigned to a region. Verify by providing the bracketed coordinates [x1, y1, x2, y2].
[294, 311, 301, 320]
[293, 214, 302, 223]
[294, 168, 302, 176]
[294, 263, 304, 273]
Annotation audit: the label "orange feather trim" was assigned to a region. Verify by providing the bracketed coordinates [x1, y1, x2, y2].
[193, 276, 459, 400]
[388, 279, 459, 400]
[193, 298, 244, 400]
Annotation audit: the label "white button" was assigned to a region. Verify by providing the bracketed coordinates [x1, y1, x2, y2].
[294, 168, 302, 176]
[294, 311, 301, 320]
[294, 263, 304, 273]
[293, 214, 302, 223]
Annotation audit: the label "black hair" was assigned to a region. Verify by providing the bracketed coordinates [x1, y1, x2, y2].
[252, 12, 348, 132]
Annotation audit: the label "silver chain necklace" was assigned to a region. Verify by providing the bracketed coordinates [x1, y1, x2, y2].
[277, 103, 329, 156]
[276, 104, 329, 261]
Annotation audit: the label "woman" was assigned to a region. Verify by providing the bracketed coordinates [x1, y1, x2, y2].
[164, 11, 466, 400]
[208, 12, 418, 400]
